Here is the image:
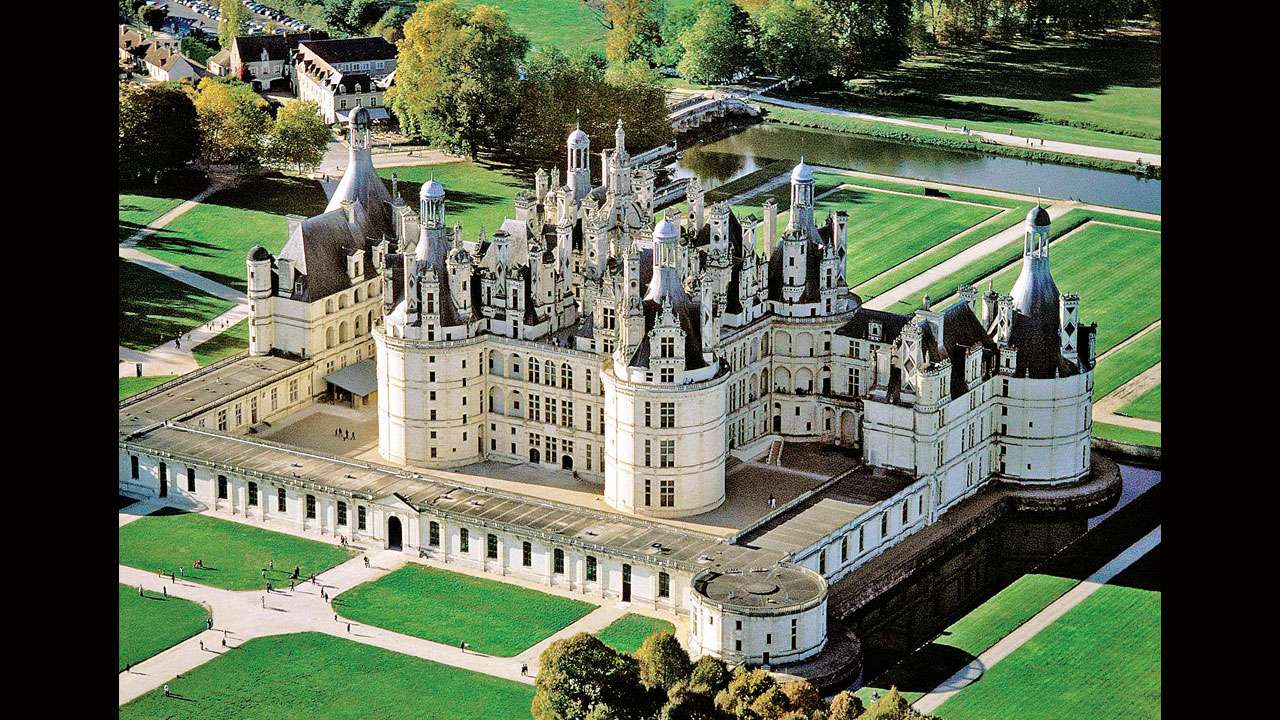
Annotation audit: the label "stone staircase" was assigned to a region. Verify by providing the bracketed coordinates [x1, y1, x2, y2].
[766, 439, 785, 466]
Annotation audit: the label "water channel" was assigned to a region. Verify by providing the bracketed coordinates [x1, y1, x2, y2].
[671, 122, 1161, 214]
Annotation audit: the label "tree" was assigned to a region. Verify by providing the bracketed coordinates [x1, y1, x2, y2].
[827, 691, 865, 720]
[531, 633, 651, 720]
[676, 0, 755, 84]
[510, 48, 672, 166]
[658, 680, 722, 720]
[181, 36, 218, 65]
[371, 4, 413, 42]
[267, 100, 331, 174]
[193, 77, 272, 168]
[605, 0, 664, 66]
[388, 0, 529, 158]
[119, 81, 200, 183]
[687, 655, 730, 696]
[816, 0, 912, 77]
[655, 3, 698, 67]
[138, 3, 169, 31]
[218, 0, 246, 51]
[779, 680, 823, 717]
[862, 687, 934, 720]
[749, 685, 792, 720]
[324, 0, 386, 35]
[753, 0, 829, 79]
[637, 632, 692, 692]
[714, 667, 777, 719]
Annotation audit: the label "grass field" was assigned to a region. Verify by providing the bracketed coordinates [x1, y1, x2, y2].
[856, 573, 1079, 704]
[120, 375, 179, 400]
[119, 172, 209, 242]
[737, 175, 1003, 288]
[120, 260, 238, 352]
[335, 564, 597, 657]
[456, 0, 607, 53]
[1118, 385, 1160, 422]
[1093, 327, 1160, 401]
[1093, 422, 1161, 448]
[378, 161, 526, 240]
[118, 632, 537, 719]
[135, 175, 327, 293]
[596, 614, 677, 655]
[193, 319, 250, 367]
[119, 509, 356, 591]
[932, 556, 1160, 720]
[119, 584, 209, 671]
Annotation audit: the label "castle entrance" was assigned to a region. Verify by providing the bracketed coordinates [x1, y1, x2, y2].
[387, 516, 403, 550]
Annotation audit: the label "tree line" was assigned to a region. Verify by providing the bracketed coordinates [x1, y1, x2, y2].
[119, 79, 332, 185]
[531, 630, 935, 720]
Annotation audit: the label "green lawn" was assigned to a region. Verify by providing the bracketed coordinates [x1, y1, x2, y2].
[119, 584, 209, 671]
[738, 176, 1003, 288]
[120, 375, 178, 400]
[596, 614, 677, 655]
[334, 564, 597, 657]
[1118, 385, 1161, 422]
[933, 564, 1160, 720]
[378, 161, 526, 241]
[119, 172, 210, 242]
[118, 632, 536, 719]
[456, 0, 608, 53]
[856, 573, 1079, 704]
[1093, 327, 1160, 402]
[193, 319, 250, 367]
[1093, 422, 1161, 448]
[119, 509, 356, 591]
[135, 174, 327, 293]
[120, 259, 238, 352]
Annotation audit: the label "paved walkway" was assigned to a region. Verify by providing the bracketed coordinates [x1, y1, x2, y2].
[863, 204, 1072, 310]
[754, 95, 1161, 168]
[119, 303, 251, 377]
[119, 503, 684, 706]
[1093, 362, 1161, 432]
[912, 525, 1162, 714]
[315, 138, 458, 178]
[120, 182, 225, 249]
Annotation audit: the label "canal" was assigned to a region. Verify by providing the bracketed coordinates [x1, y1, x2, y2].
[671, 123, 1162, 214]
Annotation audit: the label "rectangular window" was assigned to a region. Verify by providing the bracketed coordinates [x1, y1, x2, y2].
[841, 535, 848, 561]
[306, 494, 316, 519]
[277, 488, 287, 513]
[130, 456, 139, 479]
[586, 556, 597, 581]
[660, 368, 674, 383]
[487, 534, 498, 559]
[248, 482, 258, 506]
[819, 549, 826, 575]
[563, 400, 573, 428]
[644, 401, 651, 427]
[217, 409, 228, 431]
[660, 440, 675, 468]
[289, 379, 299, 403]
[554, 548, 564, 574]
[660, 402, 675, 428]
[460, 528, 469, 553]
[358, 505, 366, 530]
[187, 467, 196, 492]
[858, 525, 865, 552]
[791, 619, 798, 650]
[522, 542, 532, 566]
[644, 478, 652, 506]
[659, 572, 670, 598]
[660, 479, 674, 507]
[547, 397, 557, 425]
[337, 501, 346, 525]
[881, 512, 888, 537]
[271, 387, 278, 411]
[429, 521, 440, 546]
[660, 336, 675, 358]
[217, 475, 228, 500]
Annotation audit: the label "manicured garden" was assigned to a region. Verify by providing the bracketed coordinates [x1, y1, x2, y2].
[118, 632, 536, 719]
[120, 375, 179, 401]
[378, 161, 527, 241]
[334, 564, 597, 657]
[119, 583, 209, 671]
[1092, 327, 1160, 402]
[193, 319, 251, 367]
[119, 259, 237, 352]
[932, 555, 1160, 720]
[135, 174, 327, 293]
[119, 172, 210, 242]
[119, 509, 356, 591]
[596, 613, 677, 655]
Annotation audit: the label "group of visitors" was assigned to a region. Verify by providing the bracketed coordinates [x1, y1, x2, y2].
[334, 427, 357, 442]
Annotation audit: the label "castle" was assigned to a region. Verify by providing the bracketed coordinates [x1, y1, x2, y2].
[121, 107, 1098, 671]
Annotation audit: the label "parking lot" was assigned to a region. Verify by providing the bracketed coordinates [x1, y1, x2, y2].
[158, 0, 314, 37]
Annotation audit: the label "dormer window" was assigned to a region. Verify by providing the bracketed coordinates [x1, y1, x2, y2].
[659, 336, 675, 358]
[355, 83, 362, 93]
[869, 322, 882, 341]
[295, 280, 303, 294]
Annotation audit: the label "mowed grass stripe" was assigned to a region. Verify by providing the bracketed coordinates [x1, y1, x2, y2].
[120, 259, 238, 352]
[120, 375, 179, 401]
[1094, 422, 1161, 447]
[855, 573, 1079, 705]
[1118, 385, 1161, 422]
[596, 613, 677, 655]
[193, 319, 250, 367]
[1093, 327, 1161, 402]
[119, 510, 356, 591]
[118, 632, 536, 720]
[932, 580, 1160, 720]
[378, 161, 525, 242]
[119, 584, 209, 671]
[334, 564, 597, 657]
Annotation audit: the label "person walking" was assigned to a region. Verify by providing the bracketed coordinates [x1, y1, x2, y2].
[221, 637, 226, 648]
[347, 623, 351, 633]
[139, 585, 144, 597]
[179, 565, 184, 577]
[163, 684, 171, 697]
[521, 663, 528, 676]
[163, 586, 167, 597]
[364, 556, 370, 569]
[200, 640, 204, 651]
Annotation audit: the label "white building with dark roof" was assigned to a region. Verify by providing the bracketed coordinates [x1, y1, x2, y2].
[293, 36, 397, 123]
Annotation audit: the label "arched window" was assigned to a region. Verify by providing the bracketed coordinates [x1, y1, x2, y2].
[355, 316, 363, 336]
[561, 363, 572, 390]
[339, 321, 349, 343]
[529, 359, 539, 384]
[326, 326, 335, 349]
[355, 288, 363, 303]
[511, 354, 521, 376]
[544, 360, 555, 386]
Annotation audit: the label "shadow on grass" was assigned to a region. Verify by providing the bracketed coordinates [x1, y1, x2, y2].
[865, 641, 982, 694]
[201, 172, 329, 218]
